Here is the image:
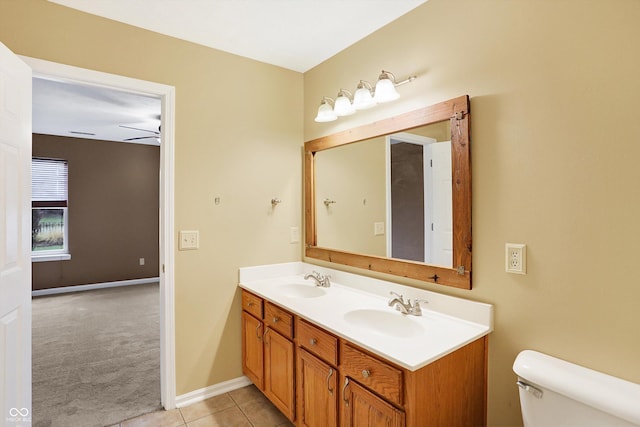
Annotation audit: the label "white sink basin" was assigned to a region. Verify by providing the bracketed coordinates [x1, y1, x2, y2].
[343, 309, 424, 338]
[277, 283, 327, 298]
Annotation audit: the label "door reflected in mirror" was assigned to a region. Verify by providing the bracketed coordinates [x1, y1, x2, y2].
[315, 121, 453, 267]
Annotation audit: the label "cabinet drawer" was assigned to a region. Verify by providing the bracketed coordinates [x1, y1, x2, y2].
[265, 302, 294, 339]
[297, 319, 338, 366]
[241, 290, 263, 319]
[341, 344, 403, 406]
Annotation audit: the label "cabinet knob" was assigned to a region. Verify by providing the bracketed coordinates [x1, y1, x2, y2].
[310, 338, 317, 346]
[361, 369, 371, 378]
[247, 302, 254, 307]
[272, 316, 280, 323]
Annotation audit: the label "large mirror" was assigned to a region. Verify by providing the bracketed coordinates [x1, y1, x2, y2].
[305, 95, 471, 289]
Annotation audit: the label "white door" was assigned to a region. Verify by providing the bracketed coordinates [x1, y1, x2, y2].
[431, 141, 453, 267]
[0, 42, 32, 425]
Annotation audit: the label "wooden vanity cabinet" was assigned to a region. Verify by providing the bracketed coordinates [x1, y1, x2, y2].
[241, 291, 264, 387]
[241, 291, 296, 422]
[341, 377, 405, 427]
[339, 337, 487, 427]
[241, 290, 487, 427]
[296, 318, 339, 427]
[241, 311, 264, 388]
[264, 324, 295, 421]
[297, 348, 338, 426]
[341, 343, 403, 406]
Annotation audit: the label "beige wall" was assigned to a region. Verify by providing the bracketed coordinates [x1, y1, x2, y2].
[304, 0, 640, 425]
[0, 0, 303, 395]
[4, 0, 640, 424]
[410, 120, 450, 142]
[315, 137, 386, 256]
[32, 134, 160, 290]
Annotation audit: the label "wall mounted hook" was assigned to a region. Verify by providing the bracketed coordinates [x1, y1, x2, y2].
[271, 198, 282, 207]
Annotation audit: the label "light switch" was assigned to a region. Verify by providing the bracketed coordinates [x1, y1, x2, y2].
[374, 222, 385, 236]
[290, 227, 300, 243]
[179, 230, 199, 250]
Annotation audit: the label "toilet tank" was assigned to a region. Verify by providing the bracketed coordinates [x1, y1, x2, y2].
[513, 350, 640, 427]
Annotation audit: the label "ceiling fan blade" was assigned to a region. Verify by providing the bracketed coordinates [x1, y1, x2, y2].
[124, 135, 160, 141]
[119, 124, 160, 134]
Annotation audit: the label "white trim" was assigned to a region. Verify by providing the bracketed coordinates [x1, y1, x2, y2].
[159, 83, 177, 410]
[32, 253, 71, 262]
[20, 56, 177, 409]
[31, 277, 160, 297]
[175, 377, 253, 408]
[389, 131, 433, 146]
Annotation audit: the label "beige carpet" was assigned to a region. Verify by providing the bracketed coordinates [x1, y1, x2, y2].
[32, 283, 161, 427]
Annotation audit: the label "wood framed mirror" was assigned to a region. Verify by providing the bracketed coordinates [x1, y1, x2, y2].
[304, 95, 471, 289]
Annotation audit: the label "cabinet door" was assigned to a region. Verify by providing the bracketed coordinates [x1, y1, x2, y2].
[342, 378, 405, 427]
[242, 311, 264, 389]
[297, 348, 337, 427]
[264, 328, 295, 421]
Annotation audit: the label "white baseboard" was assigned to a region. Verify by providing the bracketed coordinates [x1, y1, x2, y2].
[175, 376, 253, 408]
[32, 277, 160, 297]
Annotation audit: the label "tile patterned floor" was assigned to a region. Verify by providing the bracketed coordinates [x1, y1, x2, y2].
[109, 384, 294, 427]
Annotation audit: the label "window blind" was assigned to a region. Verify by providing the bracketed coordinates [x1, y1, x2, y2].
[32, 158, 68, 207]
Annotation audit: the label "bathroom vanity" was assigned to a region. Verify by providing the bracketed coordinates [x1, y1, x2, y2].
[239, 262, 492, 427]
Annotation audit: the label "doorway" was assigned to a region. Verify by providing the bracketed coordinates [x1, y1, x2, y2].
[21, 56, 176, 411]
[385, 132, 453, 267]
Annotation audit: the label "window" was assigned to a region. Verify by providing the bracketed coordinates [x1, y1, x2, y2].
[32, 158, 70, 261]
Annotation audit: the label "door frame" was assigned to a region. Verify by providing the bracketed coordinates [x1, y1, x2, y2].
[20, 56, 177, 409]
[385, 132, 435, 262]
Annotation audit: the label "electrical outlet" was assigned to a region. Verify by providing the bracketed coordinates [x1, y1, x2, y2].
[506, 243, 526, 274]
[139, 258, 145, 266]
[179, 230, 199, 250]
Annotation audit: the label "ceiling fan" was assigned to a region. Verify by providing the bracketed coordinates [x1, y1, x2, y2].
[119, 124, 161, 141]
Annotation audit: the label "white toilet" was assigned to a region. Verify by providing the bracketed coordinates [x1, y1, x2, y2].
[513, 350, 640, 426]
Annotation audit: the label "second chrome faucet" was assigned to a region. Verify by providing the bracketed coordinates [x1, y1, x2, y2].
[388, 291, 427, 316]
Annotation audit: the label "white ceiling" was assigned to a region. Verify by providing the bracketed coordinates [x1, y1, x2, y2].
[36, 0, 427, 143]
[48, 0, 428, 73]
[33, 77, 162, 145]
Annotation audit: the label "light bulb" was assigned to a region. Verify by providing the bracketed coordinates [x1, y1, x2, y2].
[374, 77, 400, 103]
[314, 100, 337, 122]
[334, 92, 355, 116]
[353, 84, 376, 110]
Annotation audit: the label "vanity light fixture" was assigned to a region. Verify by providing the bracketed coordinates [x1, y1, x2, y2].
[314, 97, 338, 122]
[334, 89, 356, 116]
[314, 69, 417, 123]
[375, 70, 416, 103]
[374, 70, 400, 103]
[353, 80, 376, 110]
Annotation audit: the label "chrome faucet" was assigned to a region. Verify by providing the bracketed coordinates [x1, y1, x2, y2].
[304, 270, 331, 287]
[387, 291, 427, 316]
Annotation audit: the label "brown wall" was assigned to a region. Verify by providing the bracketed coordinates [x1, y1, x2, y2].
[32, 134, 160, 290]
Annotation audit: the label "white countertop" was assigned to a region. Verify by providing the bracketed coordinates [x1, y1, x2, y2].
[239, 262, 493, 372]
